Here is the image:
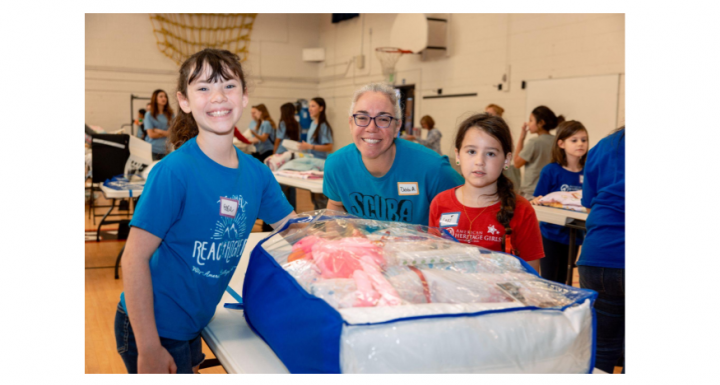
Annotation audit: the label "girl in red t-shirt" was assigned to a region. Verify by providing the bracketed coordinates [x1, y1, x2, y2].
[429, 114, 544, 271]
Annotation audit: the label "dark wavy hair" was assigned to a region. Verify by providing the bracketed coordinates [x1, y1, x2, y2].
[551, 120, 588, 167]
[310, 97, 333, 142]
[531, 105, 564, 131]
[168, 48, 247, 150]
[279, 103, 300, 141]
[149, 89, 174, 122]
[454, 113, 516, 233]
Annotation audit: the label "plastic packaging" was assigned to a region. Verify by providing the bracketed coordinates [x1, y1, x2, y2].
[246, 211, 597, 373]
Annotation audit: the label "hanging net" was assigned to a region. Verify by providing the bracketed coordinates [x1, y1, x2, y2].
[375, 47, 412, 84]
[150, 13, 257, 65]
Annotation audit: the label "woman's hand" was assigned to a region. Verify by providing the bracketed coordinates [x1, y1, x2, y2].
[530, 196, 543, 205]
[299, 141, 313, 151]
[138, 345, 177, 373]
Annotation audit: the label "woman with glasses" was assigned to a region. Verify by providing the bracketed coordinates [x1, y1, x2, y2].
[323, 83, 464, 225]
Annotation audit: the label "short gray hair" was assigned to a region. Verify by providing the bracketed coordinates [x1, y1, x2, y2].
[348, 83, 403, 121]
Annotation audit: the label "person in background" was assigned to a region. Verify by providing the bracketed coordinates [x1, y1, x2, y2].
[485, 103, 505, 117]
[275, 102, 301, 210]
[248, 104, 276, 163]
[136, 108, 147, 140]
[275, 103, 300, 154]
[579, 127, 625, 374]
[403, 115, 443, 156]
[144, 89, 175, 161]
[324, 83, 463, 225]
[429, 113, 543, 271]
[530, 121, 589, 284]
[514, 105, 564, 199]
[298, 97, 334, 210]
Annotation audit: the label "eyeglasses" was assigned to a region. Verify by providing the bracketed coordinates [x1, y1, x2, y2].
[352, 114, 398, 129]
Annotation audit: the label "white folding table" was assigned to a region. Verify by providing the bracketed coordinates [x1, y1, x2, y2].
[271, 172, 323, 194]
[532, 205, 589, 285]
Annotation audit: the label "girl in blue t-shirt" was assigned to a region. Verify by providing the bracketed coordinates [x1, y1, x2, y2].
[299, 97, 334, 209]
[248, 103, 276, 163]
[144, 89, 176, 160]
[115, 48, 295, 374]
[530, 120, 589, 284]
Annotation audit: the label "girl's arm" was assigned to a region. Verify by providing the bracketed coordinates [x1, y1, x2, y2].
[327, 199, 346, 212]
[513, 123, 529, 168]
[298, 142, 333, 152]
[527, 259, 540, 271]
[273, 138, 281, 153]
[415, 129, 441, 147]
[122, 227, 177, 373]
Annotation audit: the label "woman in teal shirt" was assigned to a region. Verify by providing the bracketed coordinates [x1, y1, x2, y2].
[299, 97, 334, 209]
[144, 89, 175, 160]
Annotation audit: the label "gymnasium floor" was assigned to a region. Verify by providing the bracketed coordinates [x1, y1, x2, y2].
[84, 183, 615, 374]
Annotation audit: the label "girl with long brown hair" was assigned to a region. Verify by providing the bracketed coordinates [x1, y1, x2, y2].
[115, 48, 294, 374]
[144, 89, 175, 160]
[429, 113, 544, 271]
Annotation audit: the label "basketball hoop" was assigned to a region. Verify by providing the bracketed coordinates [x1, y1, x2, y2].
[375, 47, 412, 84]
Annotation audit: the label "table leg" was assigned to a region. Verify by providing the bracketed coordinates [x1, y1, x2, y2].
[97, 198, 116, 242]
[567, 227, 576, 286]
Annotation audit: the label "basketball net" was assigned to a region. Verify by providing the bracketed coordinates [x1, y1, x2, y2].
[150, 14, 257, 65]
[375, 47, 412, 84]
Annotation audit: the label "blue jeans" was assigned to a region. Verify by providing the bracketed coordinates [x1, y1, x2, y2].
[579, 266, 625, 373]
[114, 302, 205, 373]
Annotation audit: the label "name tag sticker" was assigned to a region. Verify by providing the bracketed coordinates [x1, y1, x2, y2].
[219, 197, 239, 218]
[439, 212, 461, 227]
[398, 182, 419, 196]
[580, 175, 584, 184]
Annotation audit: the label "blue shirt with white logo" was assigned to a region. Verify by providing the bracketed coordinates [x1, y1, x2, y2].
[533, 162, 585, 245]
[324, 138, 464, 225]
[120, 136, 292, 340]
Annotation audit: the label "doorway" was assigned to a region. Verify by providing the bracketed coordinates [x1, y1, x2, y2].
[394, 85, 415, 136]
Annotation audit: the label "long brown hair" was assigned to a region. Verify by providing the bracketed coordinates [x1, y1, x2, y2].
[454, 114, 516, 233]
[168, 48, 248, 150]
[150, 89, 174, 122]
[311, 97, 333, 142]
[279, 103, 300, 141]
[551, 120, 589, 167]
[252, 103, 276, 130]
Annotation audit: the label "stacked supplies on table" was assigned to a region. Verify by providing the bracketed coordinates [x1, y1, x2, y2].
[264, 151, 315, 172]
[274, 170, 323, 179]
[538, 191, 587, 212]
[242, 212, 598, 373]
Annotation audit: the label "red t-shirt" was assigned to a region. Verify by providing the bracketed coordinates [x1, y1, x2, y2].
[429, 187, 544, 261]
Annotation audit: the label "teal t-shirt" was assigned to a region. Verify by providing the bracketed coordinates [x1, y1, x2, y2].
[323, 139, 464, 225]
[306, 121, 333, 159]
[120, 137, 292, 340]
[144, 112, 173, 155]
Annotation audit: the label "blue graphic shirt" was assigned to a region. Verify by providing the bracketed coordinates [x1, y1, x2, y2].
[306, 121, 333, 159]
[324, 139, 464, 225]
[579, 130, 625, 269]
[534, 162, 585, 245]
[143, 112, 173, 155]
[121, 137, 293, 340]
[253, 120, 275, 154]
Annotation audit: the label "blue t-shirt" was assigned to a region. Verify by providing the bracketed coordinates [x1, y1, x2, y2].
[306, 121, 333, 159]
[324, 139, 464, 225]
[533, 162, 585, 245]
[120, 136, 293, 340]
[579, 130, 625, 269]
[144, 112, 173, 155]
[275, 121, 298, 154]
[253, 120, 275, 154]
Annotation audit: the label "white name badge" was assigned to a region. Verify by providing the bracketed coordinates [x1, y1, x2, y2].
[219, 197, 239, 218]
[398, 182, 419, 196]
[580, 175, 584, 184]
[439, 212, 461, 227]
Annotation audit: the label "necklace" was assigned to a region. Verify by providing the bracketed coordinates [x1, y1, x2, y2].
[459, 187, 492, 244]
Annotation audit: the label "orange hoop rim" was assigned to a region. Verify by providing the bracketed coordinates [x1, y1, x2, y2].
[375, 46, 413, 54]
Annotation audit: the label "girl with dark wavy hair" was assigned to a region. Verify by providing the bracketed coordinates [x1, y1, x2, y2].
[429, 113, 544, 271]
